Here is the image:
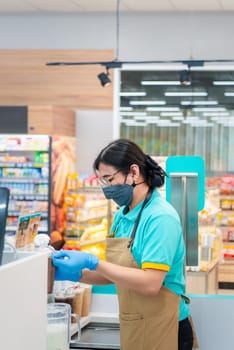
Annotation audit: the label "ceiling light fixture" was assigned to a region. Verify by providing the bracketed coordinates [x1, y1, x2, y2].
[143, 116, 160, 121]
[172, 116, 184, 121]
[203, 112, 229, 117]
[211, 116, 234, 121]
[192, 107, 226, 112]
[179, 70, 191, 85]
[119, 111, 147, 116]
[141, 81, 181, 86]
[97, 68, 111, 87]
[165, 92, 208, 97]
[45, 0, 234, 91]
[147, 107, 180, 111]
[120, 92, 146, 96]
[213, 81, 234, 85]
[129, 100, 166, 105]
[181, 100, 218, 106]
[124, 121, 147, 127]
[119, 106, 133, 111]
[160, 112, 183, 117]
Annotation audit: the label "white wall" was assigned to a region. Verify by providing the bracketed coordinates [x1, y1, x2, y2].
[2, 11, 234, 172]
[76, 110, 113, 175]
[1, 12, 234, 60]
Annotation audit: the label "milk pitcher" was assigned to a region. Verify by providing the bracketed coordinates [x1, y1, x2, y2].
[47, 303, 81, 350]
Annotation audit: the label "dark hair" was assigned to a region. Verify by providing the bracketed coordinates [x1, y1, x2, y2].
[93, 138, 166, 188]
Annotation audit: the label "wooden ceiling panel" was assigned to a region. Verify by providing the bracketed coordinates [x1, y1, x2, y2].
[0, 49, 114, 109]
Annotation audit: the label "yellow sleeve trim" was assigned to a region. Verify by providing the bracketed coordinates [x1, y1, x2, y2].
[142, 262, 170, 272]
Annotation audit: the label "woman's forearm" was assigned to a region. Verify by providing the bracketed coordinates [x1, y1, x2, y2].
[96, 260, 166, 296]
[80, 269, 113, 285]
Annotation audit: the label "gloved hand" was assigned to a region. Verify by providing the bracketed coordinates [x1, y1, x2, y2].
[54, 264, 82, 282]
[52, 250, 99, 282]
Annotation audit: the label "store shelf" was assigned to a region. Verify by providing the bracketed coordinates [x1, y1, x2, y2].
[6, 225, 48, 232]
[220, 195, 234, 199]
[8, 210, 48, 218]
[0, 135, 51, 235]
[9, 194, 48, 200]
[204, 177, 234, 290]
[67, 186, 101, 194]
[64, 182, 114, 254]
[0, 177, 48, 183]
[186, 259, 219, 294]
[0, 161, 48, 168]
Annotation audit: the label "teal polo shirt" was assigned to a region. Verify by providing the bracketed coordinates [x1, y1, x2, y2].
[110, 189, 190, 321]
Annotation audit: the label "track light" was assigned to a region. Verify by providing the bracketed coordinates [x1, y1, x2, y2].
[97, 68, 111, 87]
[179, 70, 191, 85]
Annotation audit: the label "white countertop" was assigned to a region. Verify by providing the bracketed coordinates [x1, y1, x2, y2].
[71, 312, 119, 337]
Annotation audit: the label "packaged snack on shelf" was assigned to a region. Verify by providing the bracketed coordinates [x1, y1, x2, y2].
[80, 218, 108, 242]
[81, 174, 100, 187]
[219, 174, 234, 195]
[72, 285, 85, 318]
[15, 212, 41, 248]
[80, 283, 92, 317]
[81, 240, 106, 261]
[228, 230, 234, 242]
[63, 238, 81, 251]
[67, 172, 79, 191]
[27, 212, 41, 244]
[223, 246, 234, 259]
[63, 173, 114, 259]
[220, 198, 232, 210]
[15, 214, 31, 248]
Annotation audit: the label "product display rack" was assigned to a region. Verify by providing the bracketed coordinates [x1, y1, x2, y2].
[216, 194, 234, 288]
[0, 135, 52, 235]
[204, 176, 234, 290]
[185, 189, 221, 294]
[64, 181, 114, 252]
[218, 195, 234, 246]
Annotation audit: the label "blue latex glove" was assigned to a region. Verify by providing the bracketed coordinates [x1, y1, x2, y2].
[52, 250, 99, 282]
[54, 264, 82, 282]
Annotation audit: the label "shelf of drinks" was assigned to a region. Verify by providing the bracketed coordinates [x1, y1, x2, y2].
[0, 162, 49, 168]
[8, 210, 48, 218]
[9, 194, 49, 200]
[0, 136, 51, 241]
[0, 177, 49, 183]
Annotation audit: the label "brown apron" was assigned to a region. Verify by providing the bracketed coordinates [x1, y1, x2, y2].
[106, 237, 180, 350]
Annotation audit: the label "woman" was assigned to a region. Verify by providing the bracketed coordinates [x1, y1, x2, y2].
[53, 138, 194, 350]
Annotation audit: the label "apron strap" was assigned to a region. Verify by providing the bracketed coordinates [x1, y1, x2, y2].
[181, 294, 190, 304]
[127, 188, 153, 249]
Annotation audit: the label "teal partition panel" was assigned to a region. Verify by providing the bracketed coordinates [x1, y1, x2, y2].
[92, 284, 117, 294]
[166, 156, 205, 211]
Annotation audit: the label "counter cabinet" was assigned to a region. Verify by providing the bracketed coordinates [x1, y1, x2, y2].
[186, 260, 219, 294]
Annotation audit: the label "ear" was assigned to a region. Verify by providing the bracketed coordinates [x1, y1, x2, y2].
[129, 164, 140, 179]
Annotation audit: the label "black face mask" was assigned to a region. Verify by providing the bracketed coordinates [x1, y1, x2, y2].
[102, 183, 134, 207]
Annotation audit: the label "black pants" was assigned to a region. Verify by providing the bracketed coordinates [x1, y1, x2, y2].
[178, 317, 193, 350]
